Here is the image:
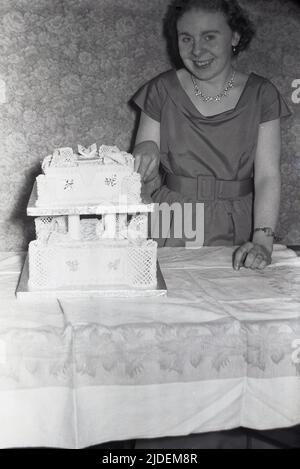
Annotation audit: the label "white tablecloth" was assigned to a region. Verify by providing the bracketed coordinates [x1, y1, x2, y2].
[0, 246, 300, 448]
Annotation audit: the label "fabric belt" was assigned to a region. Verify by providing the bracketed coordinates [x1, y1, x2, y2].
[165, 174, 253, 201]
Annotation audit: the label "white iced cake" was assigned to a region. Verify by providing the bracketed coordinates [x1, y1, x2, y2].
[28, 144, 157, 292]
[36, 144, 141, 206]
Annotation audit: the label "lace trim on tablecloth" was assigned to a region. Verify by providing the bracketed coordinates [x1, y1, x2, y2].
[0, 318, 300, 391]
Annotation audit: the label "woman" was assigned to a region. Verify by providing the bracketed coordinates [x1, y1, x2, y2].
[132, 0, 291, 271]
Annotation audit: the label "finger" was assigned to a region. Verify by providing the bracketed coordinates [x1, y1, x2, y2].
[140, 158, 153, 181]
[144, 158, 159, 182]
[265, 252, 272, 266]
[250, 253, 265, 270]
[134, 153, 141, 172]
[250, 247, 272, 269]
[244, 249, 259, 268]
[136, 155, 150, 180]
[257, 259, 268, 270]
[233, 242, 253, 270]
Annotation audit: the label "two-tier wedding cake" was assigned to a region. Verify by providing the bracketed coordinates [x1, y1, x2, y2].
[26, 144, 158, 294]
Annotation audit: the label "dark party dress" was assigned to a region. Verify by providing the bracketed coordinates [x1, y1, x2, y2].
[133, 69, 291, 246]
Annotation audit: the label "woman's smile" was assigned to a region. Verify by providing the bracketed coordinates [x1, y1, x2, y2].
[192, 58, 215, 69]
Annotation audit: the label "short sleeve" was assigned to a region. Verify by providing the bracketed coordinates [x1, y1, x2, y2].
[131, 75, 166, 122]
[260, 79, 292, 123]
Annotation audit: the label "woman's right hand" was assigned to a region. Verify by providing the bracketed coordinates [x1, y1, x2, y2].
[133, 140, 160, 183]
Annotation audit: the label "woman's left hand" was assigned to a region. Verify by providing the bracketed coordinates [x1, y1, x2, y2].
[233, 242, 272, 271]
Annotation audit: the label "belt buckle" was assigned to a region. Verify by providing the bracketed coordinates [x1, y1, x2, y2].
[197, 175, 216, 201]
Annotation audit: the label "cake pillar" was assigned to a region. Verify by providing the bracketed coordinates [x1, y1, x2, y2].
[118, 214, 127, 233]
[103, 213, 117, 238]
[68, 215, 81, 240]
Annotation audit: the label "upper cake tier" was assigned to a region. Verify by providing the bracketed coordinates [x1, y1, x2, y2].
[36, 144, 142, 207]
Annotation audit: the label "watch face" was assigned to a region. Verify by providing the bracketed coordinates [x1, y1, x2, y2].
[255, 227, 274, 237]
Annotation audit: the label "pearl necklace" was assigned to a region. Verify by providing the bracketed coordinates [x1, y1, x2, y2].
[191, 70, 236, 103]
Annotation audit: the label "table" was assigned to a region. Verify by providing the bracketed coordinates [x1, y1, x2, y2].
[0, 246, 300, 449]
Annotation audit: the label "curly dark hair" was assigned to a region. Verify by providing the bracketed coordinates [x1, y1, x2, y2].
[163, 0, 256, 68]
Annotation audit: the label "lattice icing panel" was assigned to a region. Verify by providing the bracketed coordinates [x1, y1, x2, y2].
[121, 173, 141, 204]
[28, 240, 157, 289]
[35, 216, 67, 241]
[127, 240, 157, 288]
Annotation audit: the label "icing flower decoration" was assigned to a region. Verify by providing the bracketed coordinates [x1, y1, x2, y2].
[51, 147, 76, 167]
[99, 145, 133, 167]
[78, 143, 98, 159]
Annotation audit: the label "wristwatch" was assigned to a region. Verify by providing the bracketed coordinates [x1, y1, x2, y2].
[253, 227, 275, 237]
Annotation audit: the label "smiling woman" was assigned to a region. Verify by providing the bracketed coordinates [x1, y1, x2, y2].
[175, 8, 246, 114]
[132, 0, 291, 273]
[165, 0, 255, 68]
[177, 11, 239, 93]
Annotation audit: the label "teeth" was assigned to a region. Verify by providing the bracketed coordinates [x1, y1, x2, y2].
[195, 60, 212, 65]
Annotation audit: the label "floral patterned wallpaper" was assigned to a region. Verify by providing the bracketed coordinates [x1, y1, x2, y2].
[0, 0, 299, 250]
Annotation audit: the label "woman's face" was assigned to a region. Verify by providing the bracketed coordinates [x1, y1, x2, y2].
[177, 8, 240, 80]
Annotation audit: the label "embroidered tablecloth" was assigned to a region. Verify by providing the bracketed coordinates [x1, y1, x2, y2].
[0, 246, 299, 448]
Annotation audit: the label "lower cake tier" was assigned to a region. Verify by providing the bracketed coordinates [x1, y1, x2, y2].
[28, 239, 157, 290]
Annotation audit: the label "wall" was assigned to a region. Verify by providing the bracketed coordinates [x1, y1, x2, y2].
[0, 0, 299, 250]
